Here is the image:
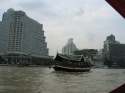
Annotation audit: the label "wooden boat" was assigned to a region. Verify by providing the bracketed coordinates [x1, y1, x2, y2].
[53, 53, 92, 72]
[53, 65, 91, 72]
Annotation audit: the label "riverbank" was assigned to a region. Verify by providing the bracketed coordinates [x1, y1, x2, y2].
[0, 64, 51, 67]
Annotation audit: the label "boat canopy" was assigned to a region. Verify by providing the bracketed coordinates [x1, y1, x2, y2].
[55, 53, 85, 62]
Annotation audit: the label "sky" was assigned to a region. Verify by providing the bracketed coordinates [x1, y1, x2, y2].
[0, 0, 125, 56]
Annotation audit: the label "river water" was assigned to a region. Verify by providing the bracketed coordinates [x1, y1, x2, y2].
[0, 66, 125, 93]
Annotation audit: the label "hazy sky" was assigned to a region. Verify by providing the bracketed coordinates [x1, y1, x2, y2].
[0, 0, 125, 56]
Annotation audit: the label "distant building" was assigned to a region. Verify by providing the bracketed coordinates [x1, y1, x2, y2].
[73, 49, 97, 57]
[104, 34, 120, 52]
[62, 38, 78, 55]
[103, 34, 119, 59]
[93, 49, 104, 67]
[103, 34, 125, 67]
[0, 9, 49, 64]
[74, 49, 98, 66]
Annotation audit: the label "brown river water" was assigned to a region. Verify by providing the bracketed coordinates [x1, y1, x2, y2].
[0, 66, 125, 93]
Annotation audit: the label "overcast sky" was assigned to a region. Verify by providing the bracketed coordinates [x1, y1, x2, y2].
[0, 0, 125, 56]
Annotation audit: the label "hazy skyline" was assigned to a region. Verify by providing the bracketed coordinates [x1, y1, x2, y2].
[0, 0, 125, 56]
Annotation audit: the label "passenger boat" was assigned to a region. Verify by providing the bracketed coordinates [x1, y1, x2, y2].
[53, 53, 92, 72]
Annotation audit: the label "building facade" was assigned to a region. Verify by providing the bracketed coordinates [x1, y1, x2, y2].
[103, 34, 125, 67]
[62, 38, 78, 55]
[103, 34, 119, 60]
[0, 9, 48, 58]
[103, 34, 120, 53]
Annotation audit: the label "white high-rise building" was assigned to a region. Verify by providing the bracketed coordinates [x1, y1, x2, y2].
[0, 8, 48, 57]
[62, 38, 78, 55]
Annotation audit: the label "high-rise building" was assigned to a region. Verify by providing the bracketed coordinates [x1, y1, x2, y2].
[103, 34, 125, 67]
[62, 38, 78, 55]
[0, 8, 48, 57]
[103, 34, 120, 53]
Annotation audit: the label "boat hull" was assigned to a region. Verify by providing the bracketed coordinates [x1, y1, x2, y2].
[53, 65, 91, 72]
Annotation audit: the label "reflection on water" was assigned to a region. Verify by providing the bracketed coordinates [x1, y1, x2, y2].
[0, 66, 125, 93]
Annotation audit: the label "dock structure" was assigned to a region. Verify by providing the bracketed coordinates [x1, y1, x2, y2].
[0, 53, 53, 66]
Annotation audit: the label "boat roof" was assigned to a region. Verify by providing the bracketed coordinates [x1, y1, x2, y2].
[56, 53, 84, 61]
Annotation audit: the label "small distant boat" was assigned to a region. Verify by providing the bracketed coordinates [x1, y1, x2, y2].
[53, 53, 92, 72]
